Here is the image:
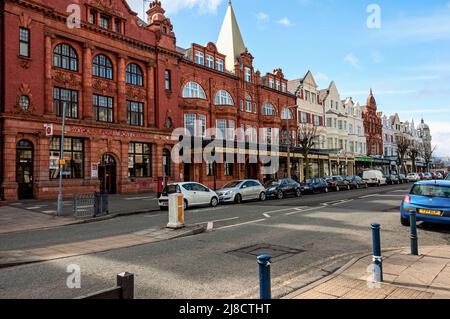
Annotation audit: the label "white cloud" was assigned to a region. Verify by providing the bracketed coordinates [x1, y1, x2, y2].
[256, 12, 269, 22]
[278, 17, 293, 26]
[425, 121, 450, 157]
[315, 72, 329, 83]
[344, 53, 362, 69]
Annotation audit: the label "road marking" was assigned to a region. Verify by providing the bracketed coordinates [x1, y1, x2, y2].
[206, 222, 214, 231]
[208, 217, 239, 223]
[216, 218, 266, 230]
[262, 206, 309, 215]
[359, 194, 379, 199]
[143, 198, 159, 201]
[285, 207, 319, 216]
[263, 213, 271, 218]
[41, 210, 57, 214]
[125, 196, 156, 200]
[331, 199, 354, 206]
[25, 206, 46, 210]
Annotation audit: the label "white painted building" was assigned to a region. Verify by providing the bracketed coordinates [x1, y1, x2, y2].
[343, 97, 367, 156]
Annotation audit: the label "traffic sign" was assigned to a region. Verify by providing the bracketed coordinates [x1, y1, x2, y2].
[44, 124, 54, 137]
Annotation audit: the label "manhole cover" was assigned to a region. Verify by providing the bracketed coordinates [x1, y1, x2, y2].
[227, 244, 304, 263]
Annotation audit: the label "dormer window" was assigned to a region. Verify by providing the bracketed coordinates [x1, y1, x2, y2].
[100, 15, 110, 29]
[114, 19, 121, 33]
[163, 26, 167, 33]
[206, 55, 214, 69]
[268, 78, 274, 89]
[276, 80, 280, 91]
[216, 59, 224, 72]
[282, 83, 286, 93]
[195, 51, 204, 65]
[245, 67, 251, 82]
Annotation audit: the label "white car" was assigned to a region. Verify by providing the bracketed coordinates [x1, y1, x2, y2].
[158, 182, 219, 210]
[362, 170, 387, 186]
[407, 173, 420, 182]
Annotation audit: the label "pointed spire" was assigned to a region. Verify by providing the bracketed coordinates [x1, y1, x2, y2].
[216, 0, 246, 72]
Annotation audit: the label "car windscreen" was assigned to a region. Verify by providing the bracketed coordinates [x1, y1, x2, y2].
[410, 184, 450, 198]
[265, 180, 281, 187]
[222, 181, 242, 189]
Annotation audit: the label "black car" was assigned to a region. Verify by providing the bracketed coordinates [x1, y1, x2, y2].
[325, 176, 350, 191]
[265, 178, 302, 199]
[345, 176, 368, 189]
[385, 174, 400, 185]
[301, 178, 329, 194]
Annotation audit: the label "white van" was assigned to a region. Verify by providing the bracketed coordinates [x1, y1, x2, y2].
[362, 170, 387, 186]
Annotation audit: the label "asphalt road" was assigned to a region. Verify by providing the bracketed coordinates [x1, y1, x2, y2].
[1, 184, 449, 299]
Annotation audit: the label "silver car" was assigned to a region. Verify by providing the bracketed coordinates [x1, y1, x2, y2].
[216, 180, 266, 204]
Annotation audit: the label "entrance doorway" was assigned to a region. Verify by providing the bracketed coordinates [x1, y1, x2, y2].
[99, 154, 117, 194]
[245, 159, 258, 180]
[16, 140, 34, 199]
[183, 163, 192, 182]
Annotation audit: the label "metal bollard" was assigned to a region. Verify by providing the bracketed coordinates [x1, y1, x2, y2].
[371, 223, 383, 283]
[409, 212, 419, 256]
[257, 254, 272, 299]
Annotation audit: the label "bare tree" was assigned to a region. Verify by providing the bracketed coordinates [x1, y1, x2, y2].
[420, 144, 437, 172]
[297, 124, 319, 180]
[395, 134, 411, 174]
[408, 141, 421, 173]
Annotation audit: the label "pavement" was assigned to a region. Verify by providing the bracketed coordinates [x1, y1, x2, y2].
[286, 246, 450, 299]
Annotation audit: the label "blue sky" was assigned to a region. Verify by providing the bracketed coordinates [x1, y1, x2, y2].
[128, 0, 450, 157]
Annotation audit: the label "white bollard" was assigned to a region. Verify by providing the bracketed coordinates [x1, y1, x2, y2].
[167, 193, 185, 229]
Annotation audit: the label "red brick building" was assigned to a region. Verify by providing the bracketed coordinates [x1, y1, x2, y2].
[363, 90, 383, 156]
[1, 0, 294, 201]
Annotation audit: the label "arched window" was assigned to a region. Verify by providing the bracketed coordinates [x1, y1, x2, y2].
[126, 63, 143, 86]
[262, 103, 276, 116]
[182, 81, 206, 99]
[53, 43, 78, 71]
[214, 90, 233, 106]
[281, 107, 293, 120]
[93, 54, 113, 80]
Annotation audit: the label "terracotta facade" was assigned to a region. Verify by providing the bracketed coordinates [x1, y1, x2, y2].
[363, 90, 383, 156]
[1, 0, 294, 201]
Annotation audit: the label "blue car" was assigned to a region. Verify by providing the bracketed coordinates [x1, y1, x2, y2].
[400, 180, 450, 226]
[301, 178, 329, 194]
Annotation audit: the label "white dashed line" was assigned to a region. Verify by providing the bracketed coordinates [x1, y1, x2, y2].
[216, 218, 266, 230]
[359, 194, 380, 199]
[125, 196, 156, 200]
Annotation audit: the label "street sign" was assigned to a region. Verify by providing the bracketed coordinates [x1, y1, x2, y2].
[44, 124, 54, 137]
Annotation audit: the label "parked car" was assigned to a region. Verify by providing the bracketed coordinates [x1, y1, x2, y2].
[400, 180, 450, 226]
[345, 176, 368, 189]
[419, 173, 426, 180]
[159, 182, 219, 210]
[407, 173, 420, 182]
[434, 172, 443, 179]
[385, 174, 400, 185]
[398, 174, 409, 184]
[265, 178, 302, 199]
[362, 170, 387, 186]
[325, 176, 350, 191]
[216, 180, 266, 204]
[446, 174, 450, 180]
[301, 178, 329, 194]
[424, 172, 433, 180]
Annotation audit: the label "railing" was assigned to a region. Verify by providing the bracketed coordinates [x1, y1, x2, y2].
[76, 272, 134, 299]
[73, 192, 109, 219]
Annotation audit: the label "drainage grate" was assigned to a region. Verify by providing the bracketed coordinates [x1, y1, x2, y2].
[227, 243, 304, 263]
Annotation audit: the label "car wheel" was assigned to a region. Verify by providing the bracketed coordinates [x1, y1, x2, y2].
[183, 200, 188, 210]
[234, 194, 242, 204]
[259, 192, 266, 201]
[277, 190, 284, 200]
[295, 189, 302, 197]
[401, 216, 410, 226]
[210, 197, 218, 208]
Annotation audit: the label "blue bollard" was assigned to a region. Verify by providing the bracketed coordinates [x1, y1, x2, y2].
[371, 223, 383, 283]
[257, 254, 272, 299]
[409, 212, 419, 256]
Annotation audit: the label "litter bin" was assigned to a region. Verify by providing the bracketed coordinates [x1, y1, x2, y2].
[157, 176, 169, 198]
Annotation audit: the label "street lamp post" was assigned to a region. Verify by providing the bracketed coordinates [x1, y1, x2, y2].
[56, 104, 67, 217]
[283, 105, 298, 180]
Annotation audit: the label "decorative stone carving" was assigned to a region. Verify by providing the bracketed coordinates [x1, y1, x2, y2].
[19, 13, 32, 28]
[89, 0, 123, 17]
[13, 84, 35, 114]
[52, 71, 82, 88]
[126, 86, 146, 101]
[20, 60, 30, 69]
[92, 79, 116, 94]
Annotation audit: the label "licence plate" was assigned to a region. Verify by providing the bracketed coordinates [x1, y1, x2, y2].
[160, 202, 168, 207]
[418, 209, 442, 216]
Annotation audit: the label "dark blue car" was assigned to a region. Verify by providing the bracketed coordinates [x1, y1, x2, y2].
[301, 178, 329, 194]
[400, 180, 450, 226]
